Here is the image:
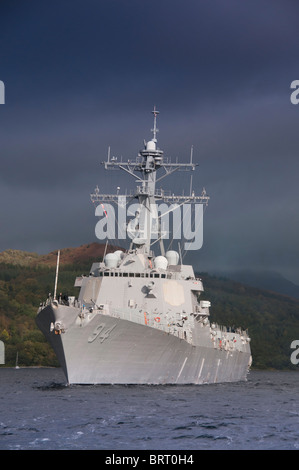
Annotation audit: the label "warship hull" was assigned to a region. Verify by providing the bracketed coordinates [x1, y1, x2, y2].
[36, 304, 251, 385]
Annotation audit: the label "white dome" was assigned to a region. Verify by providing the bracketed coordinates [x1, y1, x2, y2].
[154, 256, 168, 270]
[165, 250, 179, 265]
[104, 253, 118, 268]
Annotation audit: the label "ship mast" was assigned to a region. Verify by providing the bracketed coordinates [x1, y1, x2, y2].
[91, 109, 209, 256]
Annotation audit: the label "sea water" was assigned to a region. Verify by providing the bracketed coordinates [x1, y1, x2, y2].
[0, 368, 298, 451]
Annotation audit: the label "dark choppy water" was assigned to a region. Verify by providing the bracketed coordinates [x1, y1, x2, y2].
[0, 368, 298, 451]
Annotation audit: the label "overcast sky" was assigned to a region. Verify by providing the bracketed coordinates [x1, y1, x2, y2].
[0, 0, 299, 283]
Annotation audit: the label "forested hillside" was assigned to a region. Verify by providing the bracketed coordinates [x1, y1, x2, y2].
[0, 244, 298, 370]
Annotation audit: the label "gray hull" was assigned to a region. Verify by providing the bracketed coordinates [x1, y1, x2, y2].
[36, 304, 251, 385]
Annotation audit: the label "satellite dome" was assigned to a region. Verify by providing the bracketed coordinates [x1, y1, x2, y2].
[154, 256, 168, 270]
[165, 250, 179, 266]
[104, 253, 118, 268]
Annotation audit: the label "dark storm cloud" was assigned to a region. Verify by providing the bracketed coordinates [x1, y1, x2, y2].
[0, 0, 299, 283]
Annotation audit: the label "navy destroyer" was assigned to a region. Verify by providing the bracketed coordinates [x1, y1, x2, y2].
[36, 109, 252, 384]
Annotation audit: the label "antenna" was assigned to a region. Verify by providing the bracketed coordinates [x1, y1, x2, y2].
[178, 242, 183, 268]
[54, 250, 60, 301]
[189, 145, 194, 196]
[103, 239, 109, 261]
[151, 106, 159, 142]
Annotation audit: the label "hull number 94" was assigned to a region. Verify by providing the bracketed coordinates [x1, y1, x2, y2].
[88, 323, 117, 343]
